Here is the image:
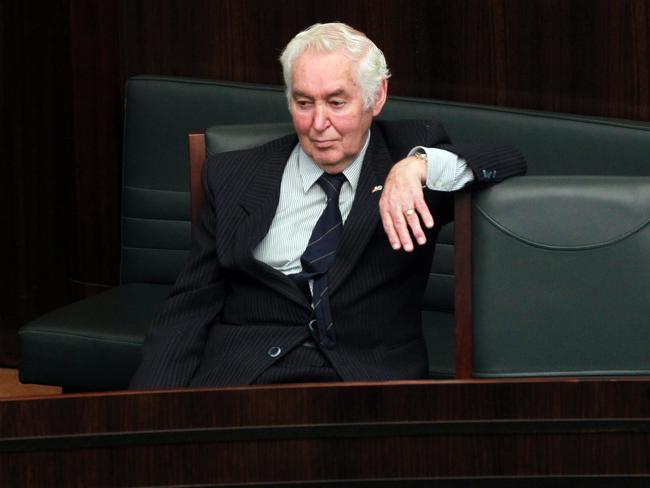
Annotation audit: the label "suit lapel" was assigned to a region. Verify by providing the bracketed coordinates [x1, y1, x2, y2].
[228, 126, 395, 307]
[328, 127, 394, 295]
[232, 136, 311, 309]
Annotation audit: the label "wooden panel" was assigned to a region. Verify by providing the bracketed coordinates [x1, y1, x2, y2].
[454, 192, 473, 379]
[0, 0, 74, 365]
[188, 132, 206, 237]
[117, 0, 650, 119]
[67, 0, 122, 291]
[0, 379, 649, 485]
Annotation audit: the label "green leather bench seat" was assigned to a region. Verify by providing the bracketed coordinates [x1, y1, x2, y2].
[203, 111, 650, 378]
[18, 76, 650, 390]
[471, 176, 650, 376]
[19, 284, 171, 389]
[383, 101, 650, 376]
[20, 78, 293, 391]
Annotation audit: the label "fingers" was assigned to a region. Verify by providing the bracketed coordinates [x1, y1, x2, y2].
[380, 202, 432, 252]
[401, 200, 433, 251]
[414, 196, 434, 230]
[379, 158, 435, 252]
[379, 206, 403, 250]
[381, 206, 415, 251]
[407, 200, 432, 245]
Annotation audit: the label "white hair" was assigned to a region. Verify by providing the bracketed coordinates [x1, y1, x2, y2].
[279, 22, 391, 110]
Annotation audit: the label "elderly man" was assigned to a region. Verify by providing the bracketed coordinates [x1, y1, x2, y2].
[130, 23, 525, 388]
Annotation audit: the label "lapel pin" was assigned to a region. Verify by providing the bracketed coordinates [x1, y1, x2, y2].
[371, 185, 383, 193]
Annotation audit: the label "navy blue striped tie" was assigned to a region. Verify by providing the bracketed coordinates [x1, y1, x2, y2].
[293, 172, 346, 349]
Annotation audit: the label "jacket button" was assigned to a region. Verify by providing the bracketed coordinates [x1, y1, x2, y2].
[268, 346, 282, 358]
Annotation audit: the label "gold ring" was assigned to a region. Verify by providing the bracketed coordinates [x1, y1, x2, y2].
[405, 209, 415, 217]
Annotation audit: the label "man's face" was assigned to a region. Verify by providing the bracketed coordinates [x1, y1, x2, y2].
[290, 49, 387, 174]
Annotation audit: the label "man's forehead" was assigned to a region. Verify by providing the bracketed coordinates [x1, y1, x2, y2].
[291, 87, 349, 99]
[290, 49, 362, 100]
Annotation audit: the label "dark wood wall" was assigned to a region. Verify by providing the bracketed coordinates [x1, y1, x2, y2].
[1, 0, 649, 366]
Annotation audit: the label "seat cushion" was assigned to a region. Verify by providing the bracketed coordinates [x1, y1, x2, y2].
[19, 283, 171, 390]
[471, 176, 650, 376]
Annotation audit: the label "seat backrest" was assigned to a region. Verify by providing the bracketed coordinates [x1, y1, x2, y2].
[470, 176, 650, 377]
[123, 78, 650, 284]
[124, 75, 650, 376]
[188, 123, 295, 237]
[381, 98, 650, 176]
[121, 77, 290, 284]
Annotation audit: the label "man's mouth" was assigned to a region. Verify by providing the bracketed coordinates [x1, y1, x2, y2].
[312, 139, 335, 148]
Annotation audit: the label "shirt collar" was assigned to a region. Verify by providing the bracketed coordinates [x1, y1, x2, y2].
[297, 130, 371, 193]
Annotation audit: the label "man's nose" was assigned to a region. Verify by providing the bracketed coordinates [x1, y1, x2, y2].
[313, 105, 330, 131]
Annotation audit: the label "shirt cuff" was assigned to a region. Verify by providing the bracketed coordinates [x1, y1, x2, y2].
[408, 146, 475, 192]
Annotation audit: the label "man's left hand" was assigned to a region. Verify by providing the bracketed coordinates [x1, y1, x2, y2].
[379, 155, 434, 252]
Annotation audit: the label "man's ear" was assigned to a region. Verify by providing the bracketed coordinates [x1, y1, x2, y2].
[372, 79, 388, 116]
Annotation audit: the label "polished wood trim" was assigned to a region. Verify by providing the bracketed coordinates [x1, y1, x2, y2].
[188, 132, 207, 238]
[454, 191, 473, 378]
[1, 379, 648, 485]
[3, 418, 648, 454]
[0, 368, 61, 399]
[4, 378, 650, 435]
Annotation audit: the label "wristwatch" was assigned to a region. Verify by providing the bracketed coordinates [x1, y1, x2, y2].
[413, 150, 428, 187]
[413, 150, 428, 163]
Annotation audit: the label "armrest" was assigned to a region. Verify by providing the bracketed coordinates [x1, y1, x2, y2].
[454, 175, 650, 378]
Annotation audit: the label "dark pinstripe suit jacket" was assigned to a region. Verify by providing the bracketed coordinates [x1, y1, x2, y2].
[129, 120, 526, 388]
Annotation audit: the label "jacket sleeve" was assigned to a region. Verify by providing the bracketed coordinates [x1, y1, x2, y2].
[402, 119, 527, 227]
[129, 159, 227, 389]
[376, 118, 528, 226]
[377, 118, 528, 186]
[436, 141, 527, 187]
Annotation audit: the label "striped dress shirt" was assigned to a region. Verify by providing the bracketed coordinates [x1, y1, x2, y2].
[253, 131, 471, 274]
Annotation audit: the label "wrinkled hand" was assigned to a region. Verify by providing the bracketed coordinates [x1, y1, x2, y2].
[379, 156, 434, 252]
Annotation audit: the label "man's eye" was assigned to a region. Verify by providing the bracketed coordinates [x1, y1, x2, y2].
[330, 100, 345, 108]
[296, 100, 311, 108]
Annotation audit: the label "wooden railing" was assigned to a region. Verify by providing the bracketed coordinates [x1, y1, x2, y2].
[1, 378, 649, 485]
